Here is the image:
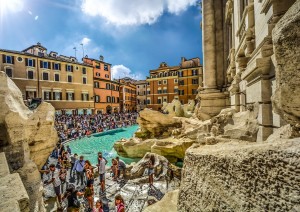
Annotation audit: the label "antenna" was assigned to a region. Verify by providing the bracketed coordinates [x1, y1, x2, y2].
[73, 47, 77, 58]
[80, 43, 84, 60]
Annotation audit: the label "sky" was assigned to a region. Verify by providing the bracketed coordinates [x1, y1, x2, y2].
[0, 0, 203, 80]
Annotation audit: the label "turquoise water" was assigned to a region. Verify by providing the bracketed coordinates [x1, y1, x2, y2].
[66, 125, 140, 166]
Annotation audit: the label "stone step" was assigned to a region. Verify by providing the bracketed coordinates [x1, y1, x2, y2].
[0, 152, 10, 178]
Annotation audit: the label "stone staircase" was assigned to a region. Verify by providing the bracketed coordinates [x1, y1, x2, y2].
[0, 152, 30, 212]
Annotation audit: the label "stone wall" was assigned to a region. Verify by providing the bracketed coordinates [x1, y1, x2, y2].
[0, 71, 58, 211]
[178, 138, 300, 211]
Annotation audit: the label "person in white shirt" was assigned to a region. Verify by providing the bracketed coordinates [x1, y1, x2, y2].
[97, 152, 107, 194]
[45, 164, 62, 204]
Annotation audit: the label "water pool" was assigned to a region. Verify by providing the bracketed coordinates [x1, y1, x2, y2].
[66, 125, 140, 166]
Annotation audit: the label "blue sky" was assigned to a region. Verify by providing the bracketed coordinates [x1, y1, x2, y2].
[0, 0, 203, 80]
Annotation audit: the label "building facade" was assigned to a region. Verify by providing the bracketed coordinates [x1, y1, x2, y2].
[135, 80, 148, 112]
[83, 57, 120, 114]
[119, 78, 137, 112]
[146, 58, 202, 111]
[198, 0, 296, 141]
[0, 43, 94, 115]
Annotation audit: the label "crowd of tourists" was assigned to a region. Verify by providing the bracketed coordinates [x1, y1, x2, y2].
[40, 145, 129, 212]
[54, 112, 139, 142]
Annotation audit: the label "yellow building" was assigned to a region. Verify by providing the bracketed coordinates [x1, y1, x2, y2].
[0, 42, 94, 114]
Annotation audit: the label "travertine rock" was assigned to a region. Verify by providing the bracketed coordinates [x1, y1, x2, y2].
[130, 152, 181, 180]
[178, 138, 300, 212]
[143, 189, 179, 212]
[162, 99, 196, 118]
[114, 137, 194, 162]
[136, 109, 181, 139]
[0, 71, 57, 211]
[272, 0, 300, 128]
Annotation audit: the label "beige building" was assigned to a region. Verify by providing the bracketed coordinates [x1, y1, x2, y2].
[198, 0, 296, 141]
[0, 43, 94, 114]
[135, 80, 148, 111]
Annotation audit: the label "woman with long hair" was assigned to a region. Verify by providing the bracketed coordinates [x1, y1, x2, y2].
[115, 194, 125, 212]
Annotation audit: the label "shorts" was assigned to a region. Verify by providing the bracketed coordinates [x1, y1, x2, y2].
[148, 168, 154, 175]
[87, 179, 94, 185]
[54, 185, 61, 195]
[99, 173, 105, 182]
[118, 166, 126, 171]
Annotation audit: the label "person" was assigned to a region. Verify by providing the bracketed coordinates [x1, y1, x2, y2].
[116, 157, 126, 179]
[85, 160, 94, 188]
[45, 164, 62, 204]
[111, 159, 118, 181]
[84, 182, 94, 210]
[67, 145, 72, 154]
[93, 200, 104, 212]
[63, 185, 84, 212]
[72, 155, 85, 185]
[97, 152, 107, 194]
[115, 194, 125, 212]
[59, 166, 67, 193]
[70, 153, 78, 177]
[148, 154, 155, 186]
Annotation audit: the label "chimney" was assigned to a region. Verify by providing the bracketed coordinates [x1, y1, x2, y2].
[99, 55, 104, 61]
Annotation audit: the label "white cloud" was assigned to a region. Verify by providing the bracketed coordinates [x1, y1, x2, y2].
[81, 37, 91, 46]
[0, 0, 24, 13]
[81, 0, 197, 26]
[35, 16, 39, 20]
[111, 65, 142, 80]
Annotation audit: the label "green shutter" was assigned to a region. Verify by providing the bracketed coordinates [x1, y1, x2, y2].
[40, 61, 43, 68]
[12, 56, 14, 64]
[2, 55, 6, 63]
[25, 58, 28, 66]
[33, 59, 36, 67]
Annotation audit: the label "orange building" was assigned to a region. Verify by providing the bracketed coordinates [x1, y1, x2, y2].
[119, 77, 137, 112]
[0, 43, 95, 115]
[146, 57, 202, 110]
[83, 56, 120, 114]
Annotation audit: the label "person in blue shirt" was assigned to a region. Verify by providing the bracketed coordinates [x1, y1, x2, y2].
[72, 155, 85, 185]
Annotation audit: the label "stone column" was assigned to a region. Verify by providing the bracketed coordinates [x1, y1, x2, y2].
[202, 0, 217, 90]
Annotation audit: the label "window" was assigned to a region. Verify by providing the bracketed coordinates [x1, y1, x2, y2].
[82, 67, 87, 75]
[178, 71, 183, 77]
[116, 86, 119, 91]
[192, 89, 198, 95]
[179, 80, 184, 85]
[94, 82, 100, 88]
[5, 68, 12, 78]
[66, 64, 73, 72]
[117, 97, 120, 103]
[83, 77, 87, 84]
[163, 89, 167, 94]
[112, 97, 115, 103]
[106, 83, 111, 90]
[192, 79, 199, 84]
[105, 74, 109, 78]
[53, 63, 60, 70]
[68, 75, 72, 82]
[26, 58, 35, 67]
[147, 82, 150, 86]
[43, 91, 51, 100]
[174, 88, 178, 93]
[96, 64, 100, 69]
[104, 65, 108, 71]
[147, 90, 150, 94]
[192, 69, 198, 76]
[147, 99, 151, 104]
[43, 72, 49, 80]
[54, 73, 60, 82]
[157, 99, 162, 104]
[107, 96, 111, 103]
[163, 80, 167, 84]
[163, 98, 167, 102]
[96, 72, 100, 77]
[43, 61, 49, 69]
[174, 79, 178, 83]
[95, 95, 100, 103]
[67, 92, 74, 101]
[81, 93, 89, 101]
[158, 90, 162, 94]
[17, 56, 23, 62]
[158, 81, 162, 85]
[4, 55, 14, 64]
[137, 86, 140, 89]
[143, 91, 146, 95]
[178, 90, 184, 95]
[54, 92, 62, 100]
[138, 92, 140, 95]
[28, 70, 34, 79]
